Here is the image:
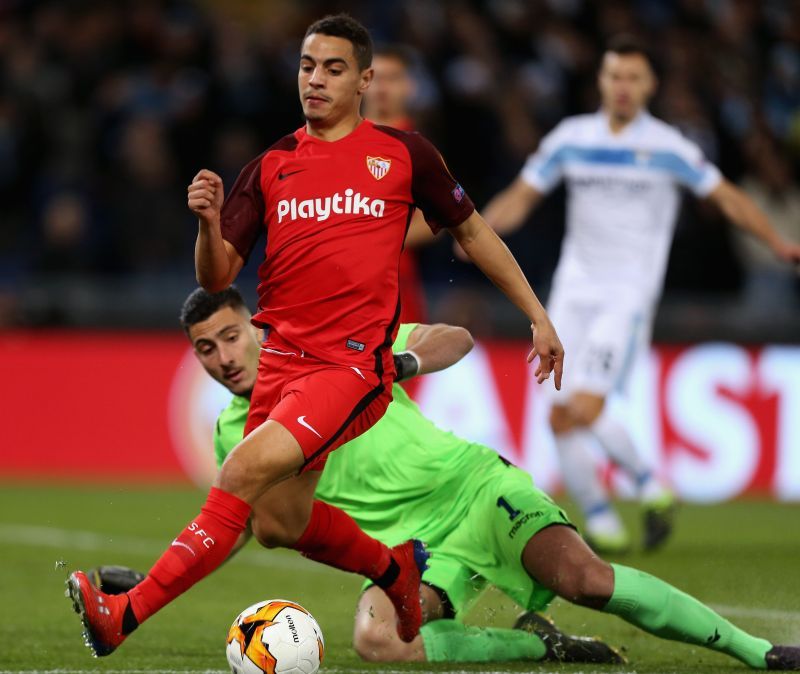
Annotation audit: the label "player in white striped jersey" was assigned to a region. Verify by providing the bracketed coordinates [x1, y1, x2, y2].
[483, 35, 800, 553]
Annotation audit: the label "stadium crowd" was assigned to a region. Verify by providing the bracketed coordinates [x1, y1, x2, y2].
[1, 0, 799, 330]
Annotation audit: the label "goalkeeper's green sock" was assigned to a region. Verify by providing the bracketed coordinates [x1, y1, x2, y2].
[605, 564, 771, 669]
[421, 619, 546, 662]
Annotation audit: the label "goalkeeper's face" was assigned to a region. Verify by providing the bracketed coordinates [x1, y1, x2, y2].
[188, 306, 261, 397]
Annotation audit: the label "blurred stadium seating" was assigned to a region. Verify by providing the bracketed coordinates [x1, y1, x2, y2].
[1, 0, 799, 337]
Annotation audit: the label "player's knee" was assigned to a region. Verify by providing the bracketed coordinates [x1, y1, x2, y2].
[216, 450, 256, 497]
[549, 405, 573, 434]
[250, 517, 295, 550]
[353, 624, 404, 662]
[566, 396, 605, 428]
[217, 429, 301, 501]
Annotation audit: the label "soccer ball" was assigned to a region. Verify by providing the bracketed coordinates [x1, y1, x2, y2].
[226, 599, 324, 674]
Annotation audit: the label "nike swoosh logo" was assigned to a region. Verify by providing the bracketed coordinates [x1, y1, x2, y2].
[297, 415, 322, 439]
[171, 539, 196, 556]
[278, 169, 307, 181]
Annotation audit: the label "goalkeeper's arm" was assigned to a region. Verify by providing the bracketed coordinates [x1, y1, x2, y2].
[394, 323, 474, 381]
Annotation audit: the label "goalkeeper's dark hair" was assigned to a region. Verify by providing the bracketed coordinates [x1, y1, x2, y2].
[180, 286, 249, 333]
[305, 14, 373, 71]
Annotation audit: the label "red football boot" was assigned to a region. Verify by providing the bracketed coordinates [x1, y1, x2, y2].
[66, 570, 137, 656]
[376, 539, 429, 643]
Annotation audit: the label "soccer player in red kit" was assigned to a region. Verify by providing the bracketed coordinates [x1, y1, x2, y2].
[66, 14, 564, 657]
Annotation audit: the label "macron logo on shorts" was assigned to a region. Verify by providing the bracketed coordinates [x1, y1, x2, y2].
[297, 415, 323, 439]
[277, 189, 386, 223]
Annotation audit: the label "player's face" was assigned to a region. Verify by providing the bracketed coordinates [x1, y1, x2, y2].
[188, 306, 261, 397]
[299, 33, 373, 125]
[598, 52, 656, 122]
[365, 55, 414, 118]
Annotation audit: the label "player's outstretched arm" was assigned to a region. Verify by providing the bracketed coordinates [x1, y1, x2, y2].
[188, 169, 245, 292]
[396, 323, 474, 380]
[708, 179, 800, 265]
[482, 178, 543, 236]
[449, 211, 564, 389]
[453, 178, 542, 262]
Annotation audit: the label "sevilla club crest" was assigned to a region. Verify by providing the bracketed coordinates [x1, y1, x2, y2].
[366, 156, 391, 180]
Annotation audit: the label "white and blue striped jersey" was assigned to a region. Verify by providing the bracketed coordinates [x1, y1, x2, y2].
[522, 111, 722, 307]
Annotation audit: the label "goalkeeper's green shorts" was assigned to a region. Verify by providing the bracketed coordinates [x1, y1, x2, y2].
[365, 460, 574, 619]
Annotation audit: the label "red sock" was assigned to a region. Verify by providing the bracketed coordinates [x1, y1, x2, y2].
[293, 500, 392, 580]
[128, 487, 251, 624]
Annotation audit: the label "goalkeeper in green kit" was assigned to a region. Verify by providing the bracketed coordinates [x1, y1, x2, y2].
[93, 287, 800, 670]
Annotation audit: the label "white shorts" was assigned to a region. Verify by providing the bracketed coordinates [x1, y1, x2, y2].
[546, 285, 652, 403]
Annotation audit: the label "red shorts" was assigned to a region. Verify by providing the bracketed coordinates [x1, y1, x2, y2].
[244, 330, 392, 472]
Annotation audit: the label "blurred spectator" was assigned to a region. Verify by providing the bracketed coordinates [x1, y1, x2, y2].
[736, 132, 800, 306]
[34, 191, 93, 273]
[103, 116, 191, 273]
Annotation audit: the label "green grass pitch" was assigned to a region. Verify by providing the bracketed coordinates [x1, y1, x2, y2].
[0, 481, 798, 674]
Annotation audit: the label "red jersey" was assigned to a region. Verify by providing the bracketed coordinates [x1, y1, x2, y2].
[398, 248, 426, 324]
[220, 119, 474, 375]
[374, 116, 428, 323]
[386, 117, 429, 324]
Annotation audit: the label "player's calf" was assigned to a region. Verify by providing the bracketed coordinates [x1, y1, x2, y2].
[522, 525, 614, 609]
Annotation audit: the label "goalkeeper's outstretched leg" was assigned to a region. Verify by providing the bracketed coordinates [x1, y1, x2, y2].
[522, 524, 800, 670]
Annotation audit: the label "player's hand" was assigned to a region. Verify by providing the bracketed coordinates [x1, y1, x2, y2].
[188, 169, 225, 224]
[527, 318, 564, 389]
[771, 238, 800, 270]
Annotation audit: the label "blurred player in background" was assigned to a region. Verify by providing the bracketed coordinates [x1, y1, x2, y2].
[483, 35, 800, 554]
[67, 13, 564, 657]
[364, 43, 436, 323]
[93, 286, 800, 671]
[363, 44, 416, 134]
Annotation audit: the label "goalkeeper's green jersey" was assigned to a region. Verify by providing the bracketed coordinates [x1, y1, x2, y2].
[213, 323, 506, 547]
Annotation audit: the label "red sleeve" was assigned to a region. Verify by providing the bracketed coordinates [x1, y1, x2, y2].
[404, 133, 475, 232]
[220, 152, 266, 262]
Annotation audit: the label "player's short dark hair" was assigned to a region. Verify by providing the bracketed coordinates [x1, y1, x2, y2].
[604, 33, 658, 73]
[179, 286, 249, 334]
[373, 43, 414, 70]
[304, 14, 373, 71]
